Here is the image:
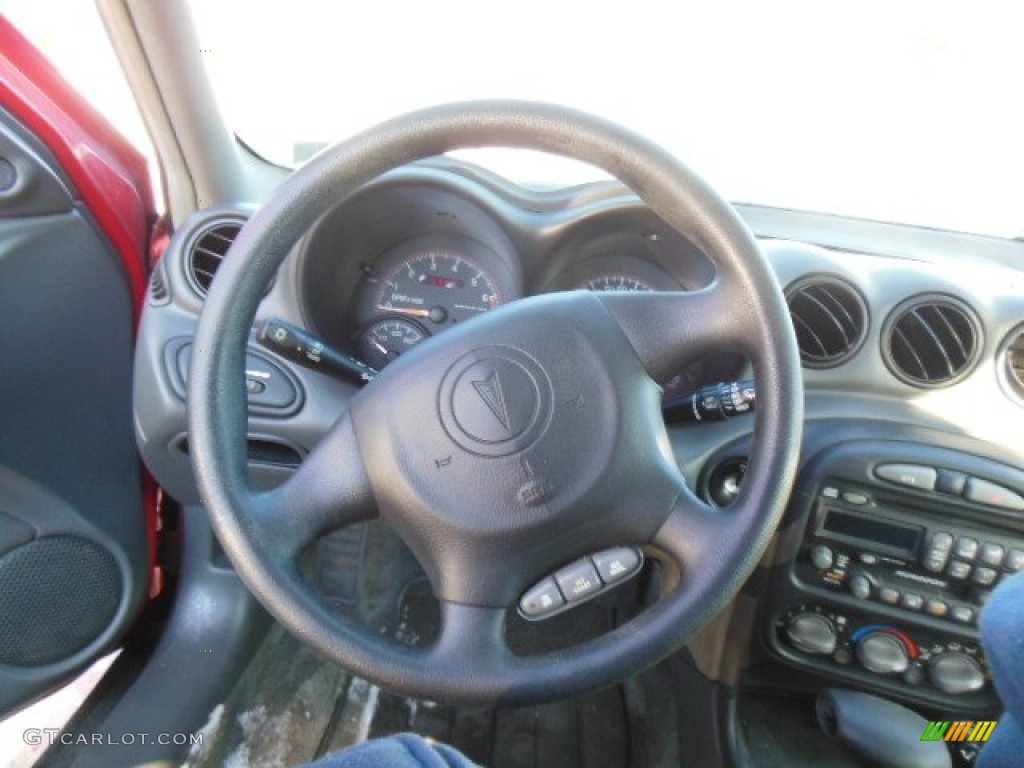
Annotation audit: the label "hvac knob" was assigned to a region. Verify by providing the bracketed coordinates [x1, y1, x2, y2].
[855, 630, 910, 675]
[785, 612, 838, 655]
[929, 652, 985, 695]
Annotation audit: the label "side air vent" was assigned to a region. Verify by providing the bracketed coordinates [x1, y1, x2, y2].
[882, 295, 982, 388]
[785, 276, 868, 368]
[148, 264, 169, 306]
[999, 325, 1024, 402]
[185, 220, 243, 297]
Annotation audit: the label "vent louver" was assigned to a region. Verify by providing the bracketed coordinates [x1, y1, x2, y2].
[883, 295, 982, 388]
[1001, 326, 1024, 400]
[186, 220, 242, 297]
[785, 276, 868, 368]
[148, 265, 169, 305]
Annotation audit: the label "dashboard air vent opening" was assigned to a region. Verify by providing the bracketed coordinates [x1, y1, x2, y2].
[186, 220, 243, 297]
[882, 295, 982, 388]
[148, 264, 169, 306]
[785, 276, 868, 368]
[1000, 326, 1024, 401]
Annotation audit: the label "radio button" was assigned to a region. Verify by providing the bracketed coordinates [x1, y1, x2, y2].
[972, 567, 998, 586]
[874, 463, 937, 491]
[980, 542, 1005, 567]
[936, 468, 968, 496]
[947, 560, 972, 580]
[954, 537, 979, 561]
[849, 574, 872, 600]
[951, 605, 975, 624]
[965, 478, 1024, 512]
[1007, 548, 1024, 572]
[841, 491, 869, 505]
[926, 598, 949, 618]
[901, 592, 924, 611]
[879, 587, 900, 605]
[810, 544, 835, 571]
[924, 532, 954, 573]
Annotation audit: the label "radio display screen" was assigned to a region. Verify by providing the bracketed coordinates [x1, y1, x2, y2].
[822, 509, 923, 554]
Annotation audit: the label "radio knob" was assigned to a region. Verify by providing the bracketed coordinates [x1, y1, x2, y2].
[855, 631, 910, 675]
[785, 612, 838, 655]
[929, 652, 985, 695]
[810, 544, 835, 570]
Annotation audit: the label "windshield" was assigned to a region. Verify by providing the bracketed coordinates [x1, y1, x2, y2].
[190, 0, 1021, 239]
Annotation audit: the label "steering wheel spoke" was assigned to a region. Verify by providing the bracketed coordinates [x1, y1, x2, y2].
[597, 277, 751, 383]
[429, 601, 512, 674]
[249, 413, 376, 562]
[650, 483, 731, 574]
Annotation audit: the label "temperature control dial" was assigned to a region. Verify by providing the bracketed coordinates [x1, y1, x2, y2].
[786, 612, 838, 655]
[929, 652, 985, 695]
[853, 626, 916, 675]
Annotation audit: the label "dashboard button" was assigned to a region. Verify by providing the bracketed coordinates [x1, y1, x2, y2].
[822, 486, 840, 499]
[849, 574, 872, 600]
[951, 605, 975, 624]
[947, 560, 972, 580]
[879, 587, 900, 605]
[519, 578, 565, 618]
[980, 542, 1005, 567]
[874, 463, 937, 491]
[1007, 548, 1024, 572]
[591, 547, 641, 585]
[954, 537, 979, 561]
[842, 491, 869, 506]
[926, 599, 949, 618]
[901, 592, 924, 611]
[972, 567, 998, 586]
[555, 560, 602, 603]
[936, 469, 968, 496]
[965, 478, 1024, 511]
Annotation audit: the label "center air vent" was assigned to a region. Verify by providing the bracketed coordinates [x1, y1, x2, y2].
[186, 220, 243, 297]
[999, 325, 1024, 401]
[785, 276, 868, 368]
[882, 295, 982, 388]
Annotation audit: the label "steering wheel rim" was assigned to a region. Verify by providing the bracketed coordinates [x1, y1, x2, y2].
[188, 100, 803, 706]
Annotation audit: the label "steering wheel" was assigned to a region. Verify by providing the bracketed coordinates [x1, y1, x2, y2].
[188, 101, 803, 706]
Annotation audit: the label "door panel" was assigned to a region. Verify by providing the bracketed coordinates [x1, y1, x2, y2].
[0, 30, 152, 714]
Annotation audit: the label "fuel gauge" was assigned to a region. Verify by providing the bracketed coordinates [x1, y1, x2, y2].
[358, 317, 428, 370]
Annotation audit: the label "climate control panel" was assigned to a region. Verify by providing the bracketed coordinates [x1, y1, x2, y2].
[778, 604, 988, 697]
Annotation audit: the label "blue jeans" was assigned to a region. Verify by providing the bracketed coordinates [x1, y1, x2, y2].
[304, 733, 480, 768]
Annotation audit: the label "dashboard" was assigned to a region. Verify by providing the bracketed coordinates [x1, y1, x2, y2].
[134, 156, 1024, 719]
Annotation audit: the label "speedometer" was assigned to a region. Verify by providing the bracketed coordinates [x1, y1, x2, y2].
[581, 275, 655, 292]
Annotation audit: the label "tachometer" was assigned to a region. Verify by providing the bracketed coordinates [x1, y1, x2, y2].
[374, 247, 503, 325]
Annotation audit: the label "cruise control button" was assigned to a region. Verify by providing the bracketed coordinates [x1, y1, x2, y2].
[519, 578, 565, 618]
[972, 567, 998, 586]
[591, 547, 642, 585]
[965, 478, 1024, 511]
[555, 560, 602, 603]
[980, 542, 1005, 567]
[874, 463, 937, 491]
[954, 537, 979, 561]
[947, 560, 972, 580]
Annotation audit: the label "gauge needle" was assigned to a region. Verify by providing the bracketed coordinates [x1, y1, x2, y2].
[377, 305, 431, 318]
[369, 338, 389, 356]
